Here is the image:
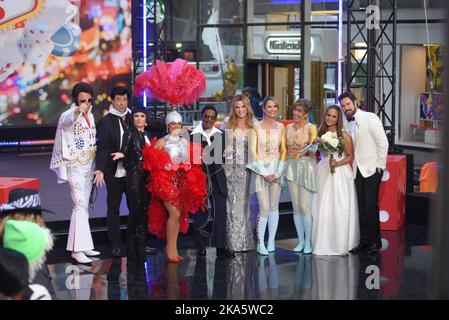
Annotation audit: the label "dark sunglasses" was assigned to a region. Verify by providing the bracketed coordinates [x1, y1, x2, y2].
[79, 99, 93, 104]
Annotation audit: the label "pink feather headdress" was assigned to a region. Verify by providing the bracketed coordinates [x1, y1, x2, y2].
[134, 58, 206, 106]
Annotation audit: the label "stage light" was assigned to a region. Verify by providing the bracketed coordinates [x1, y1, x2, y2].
[175, 43, 182, 49]
[143, 0, 147, 107]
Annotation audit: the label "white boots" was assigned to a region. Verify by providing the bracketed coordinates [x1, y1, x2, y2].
[293, 214, 305, 252]
[257, 216, 269, 255]
[257, 211, 280, 255]
[71, 250, 100, 263]
[267, 211, 279, 252]
[84, 250, 100, 257]
[71, 252, 92, 264]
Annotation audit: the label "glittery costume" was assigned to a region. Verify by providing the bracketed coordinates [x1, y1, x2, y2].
[223, 129, 255, 252]
[285, 122, 318, 253]
[50, 103, 96, 252]
[142, 135, 206, 238]
[246, 121, 287, 255]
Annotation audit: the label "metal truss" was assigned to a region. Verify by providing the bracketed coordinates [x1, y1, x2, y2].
[132, 0, 167, 117]
[346, 0, 397, 147]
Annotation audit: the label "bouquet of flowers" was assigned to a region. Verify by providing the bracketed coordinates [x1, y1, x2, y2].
[318, 131, 344, 174]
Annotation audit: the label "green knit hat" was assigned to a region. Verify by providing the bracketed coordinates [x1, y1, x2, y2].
[3, 220, 46, 263]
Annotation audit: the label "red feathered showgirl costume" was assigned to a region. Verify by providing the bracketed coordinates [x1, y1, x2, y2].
[141, 140, 207, 238]
[134, 58, 207, 239]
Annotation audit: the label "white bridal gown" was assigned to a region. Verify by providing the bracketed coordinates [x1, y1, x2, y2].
[312, 150, 360, 255]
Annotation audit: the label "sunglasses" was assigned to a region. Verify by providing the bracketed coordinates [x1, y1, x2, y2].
[79, 99, 93, 104]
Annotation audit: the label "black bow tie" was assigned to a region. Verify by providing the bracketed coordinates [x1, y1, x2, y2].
[347, 116, 355, 122]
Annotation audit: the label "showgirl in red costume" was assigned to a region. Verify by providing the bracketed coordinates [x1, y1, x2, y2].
[135, 58, 207, 263]
[142, 110, 206, 263]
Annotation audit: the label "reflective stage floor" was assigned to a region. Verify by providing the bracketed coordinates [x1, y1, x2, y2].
[46, 224, 430, 300]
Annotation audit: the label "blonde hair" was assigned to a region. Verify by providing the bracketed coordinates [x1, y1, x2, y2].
[226, 94, 254, 130]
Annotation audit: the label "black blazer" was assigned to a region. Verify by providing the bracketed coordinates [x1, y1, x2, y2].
[191, 130, 228, 197]
[96, 113, 165, 177]
[121, 128, 156, 172]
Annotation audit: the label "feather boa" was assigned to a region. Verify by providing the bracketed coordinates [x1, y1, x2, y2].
[142, 141, 207, 238]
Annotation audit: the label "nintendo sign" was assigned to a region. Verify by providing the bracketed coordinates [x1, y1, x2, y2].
[0, 1, 43, 30]
[265, 36, 300, 55]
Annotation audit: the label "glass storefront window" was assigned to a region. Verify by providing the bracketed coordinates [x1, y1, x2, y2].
[197, 26, 245, 122]
[200, 0, 244, 24]
[398, 44, 444, 149]
[303, 0, 340, 22]
[247, 0, 300, 23]
[303, 25, 339, 125]
[165, 0, 198, 42]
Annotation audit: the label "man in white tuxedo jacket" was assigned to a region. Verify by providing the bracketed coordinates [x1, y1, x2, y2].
[339, 91, 389, 255]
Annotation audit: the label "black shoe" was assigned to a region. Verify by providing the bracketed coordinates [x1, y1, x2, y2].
[216, 248, 235, 259]
[197, 249, 207, 257]
[112, 247, 122, 257]
[349, 243, 370, 255]
[144, 246, 157, 255]
[367, 243, 381, 255]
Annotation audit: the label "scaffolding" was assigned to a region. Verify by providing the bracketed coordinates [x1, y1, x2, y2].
[345, 0, 397, 148]
[131, 0, 167, 117]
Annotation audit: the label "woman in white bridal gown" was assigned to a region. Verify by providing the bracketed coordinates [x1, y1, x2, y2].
[312, 105, 359, 256]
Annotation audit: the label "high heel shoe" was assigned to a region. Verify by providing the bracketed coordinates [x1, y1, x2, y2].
[165, 248, 181, 263]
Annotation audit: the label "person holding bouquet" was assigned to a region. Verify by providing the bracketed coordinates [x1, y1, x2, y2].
[312, 105, 359, 256]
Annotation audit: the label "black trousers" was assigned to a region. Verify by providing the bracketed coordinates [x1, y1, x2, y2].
[192, 191, 227, 250]
[105, 176, 129, 247]
[355, 168, 383, 247]
[125, 170, 149, 249]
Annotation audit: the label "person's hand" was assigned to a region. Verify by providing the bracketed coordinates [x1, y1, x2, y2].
[111, 152, 124, 161]
[224, 145, 234, 157]
[93, 170, 105, 188]
[330, 159, 338, 167]
[182, 125, 193, 132]
[264, 175, 276, 183]
[76, 102, 89, 116]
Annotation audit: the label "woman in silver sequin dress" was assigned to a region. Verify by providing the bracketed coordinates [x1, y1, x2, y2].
[222, 95, 256, 252]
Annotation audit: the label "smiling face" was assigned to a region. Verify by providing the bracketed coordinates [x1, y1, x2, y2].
[133, 112, 147, 130]
[167, 121, 182, 135]
[325, 107, 339, 128]
[340, 97, 357, 118]
[263, 99, 278, 119]
[292, 105, 307, 121]
[202, 108, 217, 130]
[234, 100, 248, 119]
[112, 94, 128, 113]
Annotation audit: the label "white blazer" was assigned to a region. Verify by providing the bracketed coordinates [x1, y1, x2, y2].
[346, 109, 389, 178]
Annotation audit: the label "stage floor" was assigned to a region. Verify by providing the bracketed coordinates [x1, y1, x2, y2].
[0, 152, 128, 222]
[45, 224, 429, 300]
[1, 152, 431, 300]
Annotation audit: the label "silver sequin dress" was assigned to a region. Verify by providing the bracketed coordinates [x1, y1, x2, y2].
[223, 130, 255, 252]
